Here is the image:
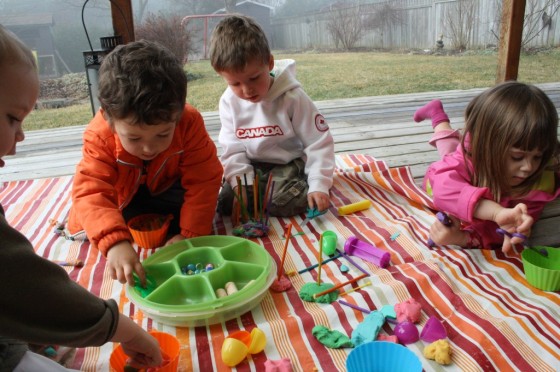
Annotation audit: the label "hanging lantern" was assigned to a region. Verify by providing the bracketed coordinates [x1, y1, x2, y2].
[83, 35, 122, 116]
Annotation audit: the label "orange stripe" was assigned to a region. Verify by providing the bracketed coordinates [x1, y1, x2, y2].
[209, 323, 229, 372]
[175, 327, 192, 369]
[266, 292, 317, 369]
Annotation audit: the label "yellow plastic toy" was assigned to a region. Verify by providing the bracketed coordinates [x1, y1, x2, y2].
[337, 200, 371, 216]
[221, 328, 266, 367]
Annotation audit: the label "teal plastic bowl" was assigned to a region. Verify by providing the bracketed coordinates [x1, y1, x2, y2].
[346, 341, 422, 372]
[126, 236, 275, 326]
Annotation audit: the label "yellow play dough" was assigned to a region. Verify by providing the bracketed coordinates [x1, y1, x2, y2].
[424, 339, 452, 365]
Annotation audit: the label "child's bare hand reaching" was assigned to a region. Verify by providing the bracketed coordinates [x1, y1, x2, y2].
[429, 214, 469, 247]
[114, 314, 163, 367]
[494, 203, 533, 253]
[107, 241, 145, 287]
[308, 191, 330, 213]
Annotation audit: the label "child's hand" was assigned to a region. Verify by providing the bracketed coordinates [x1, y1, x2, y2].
[114, 314, 162, 367]
[165, 234, 186, 246]
[308, 191, 330, 213]
[494, 203, 533, 233]
[429, 214, 469, 247]
[495, 204, 533, 253]
[107, 241, 145, 287]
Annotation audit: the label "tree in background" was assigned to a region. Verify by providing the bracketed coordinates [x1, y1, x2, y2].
[444, 0, 476, 50]
[135, 13, 196, 63]
[363, 1, 406, 49]
[326, 2, 365, 50]
[491, 0, 560, 49]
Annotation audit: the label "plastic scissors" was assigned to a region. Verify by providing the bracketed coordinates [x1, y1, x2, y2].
[496, 228, 548, 257]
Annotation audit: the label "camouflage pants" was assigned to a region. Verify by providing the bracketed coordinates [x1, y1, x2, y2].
[217, 158, 309, 217]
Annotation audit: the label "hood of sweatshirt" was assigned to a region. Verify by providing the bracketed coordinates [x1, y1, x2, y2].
[264, 59, 301, 102]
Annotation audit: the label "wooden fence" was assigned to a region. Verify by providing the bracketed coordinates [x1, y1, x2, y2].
[270, 0, 560, 51]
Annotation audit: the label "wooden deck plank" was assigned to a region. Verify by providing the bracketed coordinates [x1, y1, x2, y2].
[2, 83, 560, 245]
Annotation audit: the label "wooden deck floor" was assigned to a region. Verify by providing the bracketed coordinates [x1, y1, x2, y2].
[2, 82, 560, 245]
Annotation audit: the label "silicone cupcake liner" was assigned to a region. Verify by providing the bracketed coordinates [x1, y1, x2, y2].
[110, 331, 180, 372]
[346, 341, 422, 372]
[522, 246, 560, 291]
[128, 214, 173, 249]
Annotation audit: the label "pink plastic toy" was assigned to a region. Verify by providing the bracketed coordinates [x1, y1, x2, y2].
[394, 321, 420, 344]
[344, 236, 390, 268]
[420, 316, 447, 342]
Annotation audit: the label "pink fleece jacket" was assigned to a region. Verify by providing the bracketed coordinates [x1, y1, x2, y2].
[424, 144, 560, 248]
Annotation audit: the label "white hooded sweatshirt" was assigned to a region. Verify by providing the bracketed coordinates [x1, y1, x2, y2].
[218, 59, 335, 194]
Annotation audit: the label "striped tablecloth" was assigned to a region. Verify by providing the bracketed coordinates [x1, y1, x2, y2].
[1, 154, 558, 372]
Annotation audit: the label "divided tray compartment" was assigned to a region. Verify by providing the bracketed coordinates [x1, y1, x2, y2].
[126, 235, 276, 326]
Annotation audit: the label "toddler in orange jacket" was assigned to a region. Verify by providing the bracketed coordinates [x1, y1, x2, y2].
[68, 40, 223, 286]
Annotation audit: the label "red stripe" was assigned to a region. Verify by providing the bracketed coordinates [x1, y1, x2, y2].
[195, 325, 213, 370]
[443, 251, 560, 346]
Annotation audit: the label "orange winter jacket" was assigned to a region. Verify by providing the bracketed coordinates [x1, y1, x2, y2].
[68, 104, 223, 256]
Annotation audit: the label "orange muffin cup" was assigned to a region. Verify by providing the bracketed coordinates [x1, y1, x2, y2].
[110, 330, 180, 372]
[127, 214, 173, 249]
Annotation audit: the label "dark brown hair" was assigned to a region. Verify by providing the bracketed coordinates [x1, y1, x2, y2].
[98, 39, 187, 125]
[209, 14, 271, 72]
[462, 81, 559, 200]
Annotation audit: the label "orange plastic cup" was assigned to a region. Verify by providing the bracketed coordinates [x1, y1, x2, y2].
[110, 331, 180, 372]
[127, 214, 173, 249]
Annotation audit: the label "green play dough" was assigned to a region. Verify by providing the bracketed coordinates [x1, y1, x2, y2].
[299, 282, 339, 303]
[312, 325, 354, 348]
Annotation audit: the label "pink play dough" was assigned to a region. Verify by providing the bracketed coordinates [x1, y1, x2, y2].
[394, 298, 422, 323]
[270, 276, 292, 292]
[264, 358, 293, 372]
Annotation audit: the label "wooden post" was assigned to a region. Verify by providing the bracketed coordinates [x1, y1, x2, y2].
[110, 0, 135, 44]
[496, 0, 526, 83]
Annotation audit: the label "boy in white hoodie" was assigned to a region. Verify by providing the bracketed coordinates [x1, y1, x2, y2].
[210, 14, 335, 218]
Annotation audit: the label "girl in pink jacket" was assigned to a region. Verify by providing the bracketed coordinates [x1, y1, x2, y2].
[415, 82, 560, 252]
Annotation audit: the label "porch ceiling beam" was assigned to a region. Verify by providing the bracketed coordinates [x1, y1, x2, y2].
[496, 0, 526, 83]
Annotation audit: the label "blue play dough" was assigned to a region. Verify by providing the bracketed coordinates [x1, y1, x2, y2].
[340, 264, 350, 273]
[350, 304, 395, 347]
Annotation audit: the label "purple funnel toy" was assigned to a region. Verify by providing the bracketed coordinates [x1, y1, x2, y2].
[344, 236, 390, 268]
[420, 316, 447, 342]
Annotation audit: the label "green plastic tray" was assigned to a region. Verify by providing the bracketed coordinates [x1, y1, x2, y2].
[126, 235, 276, 326]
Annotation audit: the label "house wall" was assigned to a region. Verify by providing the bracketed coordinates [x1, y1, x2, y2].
[235, 2, 273, 44]
[187, 2, 273, 60]
[5, 24, 58, 77]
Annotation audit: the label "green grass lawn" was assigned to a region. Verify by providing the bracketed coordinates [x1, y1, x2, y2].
[25, 49, 560, 131]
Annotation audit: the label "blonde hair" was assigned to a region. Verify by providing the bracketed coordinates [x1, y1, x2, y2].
[462, 81, 559, 200]
[0, 24, 36, 70]
[209, 14, 270, 72]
